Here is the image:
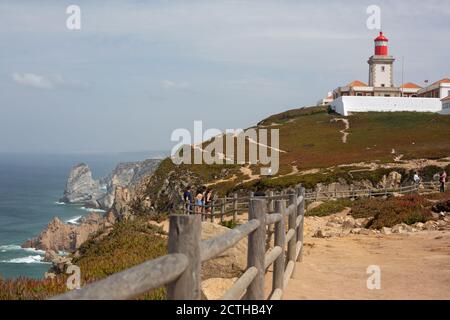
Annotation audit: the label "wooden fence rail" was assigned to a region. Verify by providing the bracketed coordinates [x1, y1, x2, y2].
[52, 185, 306, 300]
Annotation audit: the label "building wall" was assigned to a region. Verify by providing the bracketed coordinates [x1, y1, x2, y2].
[371, 63, 393, 88]
[440, 86, 450, 99]
[330, 96, 442, 116]
[442, 100, 450, 111]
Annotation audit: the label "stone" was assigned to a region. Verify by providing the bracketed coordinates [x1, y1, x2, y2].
[201, 222, 247, 279]
[391, 224, 407, 234]
[359, 228, 373, 235]
[351, 228, 362, 234]
[201, 278, 237, 300]
[437, 220, 447, 227]
[314, 229, 332, 238]
[381, 227, 392, 235]
[342, 217, 356, 230]
[424, 221, 438, 231]
[44, 250, 72, 274]
[413, 222, 425, 230]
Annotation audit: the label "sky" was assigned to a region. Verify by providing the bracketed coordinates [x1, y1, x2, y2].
[0, 0, 449, 154]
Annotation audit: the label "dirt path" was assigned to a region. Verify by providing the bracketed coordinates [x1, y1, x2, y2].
[332, 118, 350, 143]
[283, 230, 450, 300]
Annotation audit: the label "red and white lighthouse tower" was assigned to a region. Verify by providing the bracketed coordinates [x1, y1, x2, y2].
[368, 31, 395, 88]
[374, 32, 389, 56]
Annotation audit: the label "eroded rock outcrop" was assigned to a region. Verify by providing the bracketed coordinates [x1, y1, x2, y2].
[21, 212, 115, 252]
[60, 163, 102, 204]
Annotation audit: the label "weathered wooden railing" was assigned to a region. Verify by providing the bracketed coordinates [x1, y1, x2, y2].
[303, 181, 450, 201]
[51, 186, 306, 300]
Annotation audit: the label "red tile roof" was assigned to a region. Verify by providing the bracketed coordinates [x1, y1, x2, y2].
[442, 95, 450, 101]
[401, 82, 422, 89]
[348, 80, 367, 87]
[430, 78, 450, 86]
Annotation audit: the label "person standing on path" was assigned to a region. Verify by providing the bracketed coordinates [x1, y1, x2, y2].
[440, 170, 447, 192]
[413, 172, 421, 189]
[183, 186, 193, 214]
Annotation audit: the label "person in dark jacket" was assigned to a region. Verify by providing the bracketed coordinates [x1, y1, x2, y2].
[183, 186, 193, 213]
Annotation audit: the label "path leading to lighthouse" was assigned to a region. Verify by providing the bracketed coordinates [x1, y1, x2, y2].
[283, 228, 450, 300]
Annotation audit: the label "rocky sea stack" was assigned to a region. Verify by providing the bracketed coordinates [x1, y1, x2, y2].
[59, 163, 102, 204]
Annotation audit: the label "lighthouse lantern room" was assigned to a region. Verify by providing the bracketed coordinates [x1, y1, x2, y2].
[374, 32, 389, 56]
[368, 31, 395, 88]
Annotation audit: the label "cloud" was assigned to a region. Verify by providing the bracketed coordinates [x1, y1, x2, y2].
[11, 73, 64, 89]
[160, 80, 189, 89]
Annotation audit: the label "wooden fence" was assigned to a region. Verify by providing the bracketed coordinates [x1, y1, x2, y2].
[303, 181, 450, 202]
[52, 185, 306, 300]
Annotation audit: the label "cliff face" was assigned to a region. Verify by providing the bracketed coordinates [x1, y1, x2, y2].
[60, 163, 102, 204]
[22, 212, 116, 252]
[59, 159, 161, 211]
[98, 159, 161, 210]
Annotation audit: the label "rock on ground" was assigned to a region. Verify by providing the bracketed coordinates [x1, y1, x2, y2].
[201, 222, 247, 279]
[201, 278, 237, 300]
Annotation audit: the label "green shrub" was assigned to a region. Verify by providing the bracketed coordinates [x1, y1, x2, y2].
[351, 195, 433, 229]
[306, 199, 353, 217]
[220, 220, 239, 229]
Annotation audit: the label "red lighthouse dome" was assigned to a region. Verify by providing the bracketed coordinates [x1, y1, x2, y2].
[374, 32, 389, 56]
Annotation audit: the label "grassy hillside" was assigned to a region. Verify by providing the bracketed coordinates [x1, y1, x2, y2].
[271, 108, 450, 171]
[132, 107, 450, 209]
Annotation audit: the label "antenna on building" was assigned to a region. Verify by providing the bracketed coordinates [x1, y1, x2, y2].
[401, 56, 405, 97]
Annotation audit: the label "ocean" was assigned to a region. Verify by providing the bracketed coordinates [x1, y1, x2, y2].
[0, 152, 165, 280]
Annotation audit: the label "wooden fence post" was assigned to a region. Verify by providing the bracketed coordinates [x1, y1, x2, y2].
[296, 186, 305, 262]
[211, 201, 215, 223]
[268, 191, 274, 213]
[167, 215, 201, 300]
[288, 194, 297, 275]
[272, 200, 286, 296]
[220, 199, 225, 223]
[245, 198, 267, 300]
[233, 193, 238, 223]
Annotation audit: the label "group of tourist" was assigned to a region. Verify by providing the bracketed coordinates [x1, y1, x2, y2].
[414, 170, 447, 192]
[183, 186, 214, 214]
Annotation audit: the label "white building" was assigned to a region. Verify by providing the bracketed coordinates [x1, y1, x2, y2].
[325, 31, 448, 116]
[317, 92, 334, 106]
[418, 78, 450, 99]
[441, 96, 450, 115]
[331, 96, 442, 116]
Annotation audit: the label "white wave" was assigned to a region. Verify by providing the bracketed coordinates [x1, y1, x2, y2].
[54, 201, 65, 205]
[0, 255, 50, 264]
[80, 207, 106, 213]
[0, 244, 45, 254]
[65, 215, 83, 225]
[0, 244, 22, 252]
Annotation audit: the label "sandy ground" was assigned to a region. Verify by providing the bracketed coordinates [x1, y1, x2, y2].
[283, 230, 450, 300]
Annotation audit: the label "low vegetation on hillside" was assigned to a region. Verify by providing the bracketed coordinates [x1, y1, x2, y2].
[308, 191, 450, 229]
[138, 108, 450, 203]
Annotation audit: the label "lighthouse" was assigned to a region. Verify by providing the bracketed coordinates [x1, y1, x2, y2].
[368, 31, 395, 88]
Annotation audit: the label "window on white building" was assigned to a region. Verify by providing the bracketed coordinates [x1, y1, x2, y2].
[381, 66, 385, 72]
[381, 84, 385, 87]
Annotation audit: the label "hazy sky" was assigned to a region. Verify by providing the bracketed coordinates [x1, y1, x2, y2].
[0, 0, 449, 153]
